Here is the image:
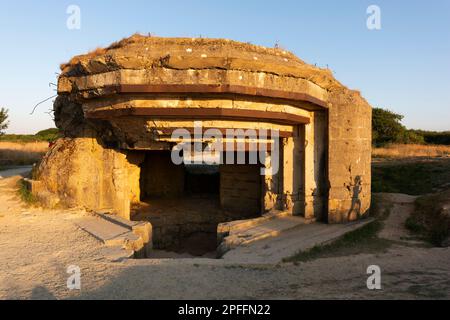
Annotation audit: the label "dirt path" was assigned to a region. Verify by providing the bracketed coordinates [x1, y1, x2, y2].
[0, 166, 33, 179]
[378, 193, 419, 242]
[0, 175, 449, 299]
[0, 176, 108, 299]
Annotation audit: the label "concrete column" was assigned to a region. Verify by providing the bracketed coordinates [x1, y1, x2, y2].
[262, 151, 281, 212]
[112, 153, 131, 220]
[301, 111, 327, 221]
[281, 131, 303, 215]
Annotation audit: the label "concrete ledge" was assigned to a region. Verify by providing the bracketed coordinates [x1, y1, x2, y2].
[98, 212, 153, 248]
[221, 218, 375, 264]
[217, 210, 314, 244]
[76, 212, 153, 258]
[217, 212, 314, 257]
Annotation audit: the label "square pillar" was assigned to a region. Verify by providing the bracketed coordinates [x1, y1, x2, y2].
[301, 111, 328, 221]
[281, 131, 303, 215]
[262, 150, 281, 212]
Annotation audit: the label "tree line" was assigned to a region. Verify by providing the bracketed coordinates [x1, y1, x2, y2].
[0, 108, 59, 142]
[372, 107, 450, 146]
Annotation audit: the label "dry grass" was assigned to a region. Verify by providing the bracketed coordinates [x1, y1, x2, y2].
[373, 144, 450, 158]
[60, 33, 147, 70]
[60, 47, 108, 70]
[0, 141, 48, 167]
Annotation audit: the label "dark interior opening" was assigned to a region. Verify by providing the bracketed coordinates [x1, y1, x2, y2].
[132, 150, 262, 258]
[184, 164, 220, 195]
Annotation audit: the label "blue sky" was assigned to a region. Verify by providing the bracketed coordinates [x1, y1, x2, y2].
[1, 0, 449, 133]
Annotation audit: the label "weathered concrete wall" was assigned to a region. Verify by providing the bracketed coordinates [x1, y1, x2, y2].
[34, 135, 134, 219]
[220, 164, 261, 215]
[327, 90, 372, 223]
[140, 151, 185, 198]
[126, 151, 145, 203]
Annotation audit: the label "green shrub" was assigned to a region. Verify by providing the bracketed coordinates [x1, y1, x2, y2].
[412, 130, 450, 145]
[35, 128, 60, 141]
[400, 130, 425, 144]
[405, 216, 425, 233]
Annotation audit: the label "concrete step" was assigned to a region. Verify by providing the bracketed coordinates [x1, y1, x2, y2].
[76, 213, 152, 258]
[76, 216, 130, 242]
[231, 215, 307, 243]
[96, 211, 141, 229]
[217, 212, 309, 256]
[222, 218, 375, 264]
[97, 212, 152, 245]
[217, 210, 304, 242]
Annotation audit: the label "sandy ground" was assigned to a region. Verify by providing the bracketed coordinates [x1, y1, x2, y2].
[0, 173, 449, 300]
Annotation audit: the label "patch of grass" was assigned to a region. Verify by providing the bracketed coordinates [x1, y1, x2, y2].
[17, 179, 37, 205]
[405, 216, 425, 234]
[405, 190, 450, 246]
[283, 220, 392, 263]
[372, 159, 450, 195]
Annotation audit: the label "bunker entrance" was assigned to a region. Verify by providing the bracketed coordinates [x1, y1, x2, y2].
[131, 150, 262, 258]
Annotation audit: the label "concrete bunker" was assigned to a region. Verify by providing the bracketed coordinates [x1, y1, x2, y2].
[30, 35, 372, 257]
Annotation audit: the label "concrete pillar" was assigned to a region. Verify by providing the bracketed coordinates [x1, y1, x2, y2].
[112, 153, 131, 220]
[301, 111, 328, 221]
[126, 152, 145, 204]
[281, 131, 303, 215]
[262, 151, 281, 212]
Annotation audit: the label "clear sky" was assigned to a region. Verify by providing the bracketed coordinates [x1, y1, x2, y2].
[1, 0, 449, 133]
